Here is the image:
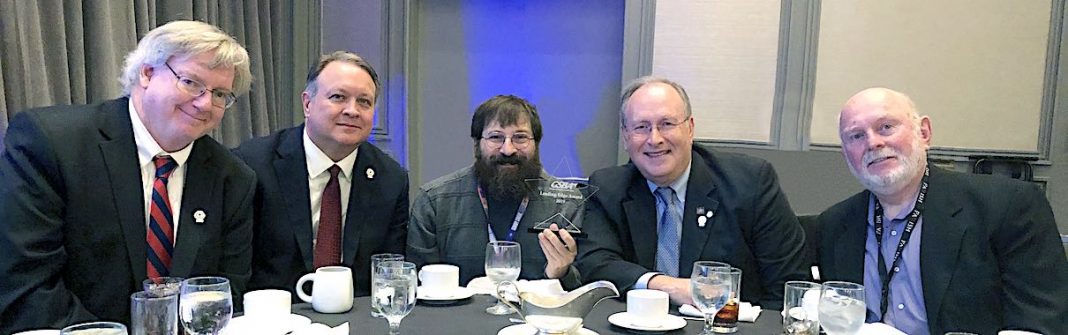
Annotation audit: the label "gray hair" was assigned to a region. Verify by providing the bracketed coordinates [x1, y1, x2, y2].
[304, 51, 381, 102]
[619, 76, 693, 127]
[119, 20, 252, 96]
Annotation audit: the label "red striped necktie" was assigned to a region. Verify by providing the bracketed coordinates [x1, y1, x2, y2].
[147, 156, 178, 279]
[313, 165, 343, 269]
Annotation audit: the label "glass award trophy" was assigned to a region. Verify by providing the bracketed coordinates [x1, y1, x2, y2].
[524, 177, 598, 238]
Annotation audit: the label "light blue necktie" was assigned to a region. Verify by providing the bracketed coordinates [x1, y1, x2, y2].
[654, 186, 682, 277]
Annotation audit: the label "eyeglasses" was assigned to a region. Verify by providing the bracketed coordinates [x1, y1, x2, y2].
[623, 118, 689, 137]
[482, 133, 533, 148]
[163, 63, 237, 109]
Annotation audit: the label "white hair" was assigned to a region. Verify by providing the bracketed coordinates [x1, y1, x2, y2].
[119, 20, 252, 96]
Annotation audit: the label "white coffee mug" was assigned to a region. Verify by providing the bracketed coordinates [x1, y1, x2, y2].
[627, 289, 669, 328]
[243, 289, 291, 319]
[418, 264, 460, 298]
[295, 266, 353, 313]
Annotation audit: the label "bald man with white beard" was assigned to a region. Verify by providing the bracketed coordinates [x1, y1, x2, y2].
[815, 87, 1067, 335]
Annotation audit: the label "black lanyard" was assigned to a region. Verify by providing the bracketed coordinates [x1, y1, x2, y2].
[873, 164, 929, 317]
[476, 186, 528, 243]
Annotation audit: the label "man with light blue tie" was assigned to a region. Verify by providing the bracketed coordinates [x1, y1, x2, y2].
[575, 76, 808, 309]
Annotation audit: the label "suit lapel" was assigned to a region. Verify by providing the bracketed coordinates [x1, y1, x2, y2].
[273, 129, 315, 271]
[832, 192, 868, 283]
[96, 98, 149, 283]
[919, 168, 966, 328]
[342, 145, 375, 266]
[679, 152, 719, 277]
[171, 141, 216, 276]
[622, 173, 658, 269]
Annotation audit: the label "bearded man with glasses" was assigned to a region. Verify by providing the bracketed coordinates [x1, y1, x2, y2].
[575, 76, 808, 309]
[407, 95, 583, 288]
[0, 21, 256, 333]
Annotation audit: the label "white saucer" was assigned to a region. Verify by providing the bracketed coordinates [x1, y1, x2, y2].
[223, 313, 311, 334]
[417, 286, 475, 301]
[12, 330, 59, 335]
[608, 312, 688, 332]
[498, 324, 598, 335]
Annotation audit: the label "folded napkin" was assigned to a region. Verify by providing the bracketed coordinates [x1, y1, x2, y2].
[680, 302, 761, 322]
[466, 277, 565, 298]
[859, 322, 907, 335]
[290, 322, 348, 335]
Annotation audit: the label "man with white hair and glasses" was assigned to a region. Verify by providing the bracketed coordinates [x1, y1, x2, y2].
[0, 21, 256, 332]
[816, 87, 1067, 334]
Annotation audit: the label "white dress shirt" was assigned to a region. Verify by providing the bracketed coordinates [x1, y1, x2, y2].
[303, 129, 358, 247]
[129, 101, 192, 241]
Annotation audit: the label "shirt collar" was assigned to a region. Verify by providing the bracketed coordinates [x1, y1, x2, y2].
[302, 127, 357, 179]
[128, 100, 193, 167]
[646, 159, 693, 202]
[867, 189, 921, 225]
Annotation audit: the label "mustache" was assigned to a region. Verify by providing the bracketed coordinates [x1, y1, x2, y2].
[863, 148, 899, 166]
[492, 155, 523, 165]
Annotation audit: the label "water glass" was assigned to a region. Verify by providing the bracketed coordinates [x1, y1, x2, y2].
[690, 261, 733, 335]
[370, 253, 404, 317]
[131, 290, 179, 335]
[783, 281, 822, 335]
[60, 321, 128, 335]
[144, 277, 184, 297]
[180, 277, 233, 335]
[818, 281, 865, 335]
[484, 241, 521, 315]
[373, 261, 417, 335]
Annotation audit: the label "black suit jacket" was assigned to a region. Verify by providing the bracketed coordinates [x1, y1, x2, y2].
[234, 125, 408, 297]
[817, 166, 1068, 334]
[0, 98, 256, 334]
[576, 145, 808, 309]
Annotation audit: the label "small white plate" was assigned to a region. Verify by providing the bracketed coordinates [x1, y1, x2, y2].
[222, 313, 311, 334]
[497, 324, 598, 335]
[12, 330, 59, 335]
[608, 312, 688, 332]
[417, 286, 475, 301]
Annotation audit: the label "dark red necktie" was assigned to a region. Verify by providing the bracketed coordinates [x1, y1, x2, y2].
[147, 156, 178, 279]
[313, 165, 342, 269]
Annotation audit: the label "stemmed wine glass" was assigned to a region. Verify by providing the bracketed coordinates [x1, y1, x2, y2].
[690, 261, 733, 335]
[484, 240, 521, 315]
[179, 277, 233, 335]
[817, 281, 866, 335]
[373, 261, 417, 335]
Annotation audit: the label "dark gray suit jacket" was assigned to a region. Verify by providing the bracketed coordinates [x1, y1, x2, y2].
[817, 166, 1068, 335]
[0, 97, 256, 333]
[234, 125, 408, 297]
[576, 145, 808, 309]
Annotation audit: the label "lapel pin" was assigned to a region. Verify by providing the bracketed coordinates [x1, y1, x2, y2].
[193, 209, 207, 224]
[705, 211, 714, 218]
[696, 207, 706, 215]
[698, 216, 707, 227]
[366, 167, 375, 180]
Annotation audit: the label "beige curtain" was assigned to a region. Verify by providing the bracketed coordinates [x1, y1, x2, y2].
[0, 0, 320, 147]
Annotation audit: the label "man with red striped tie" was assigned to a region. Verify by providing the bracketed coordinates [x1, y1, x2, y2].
[0, 21, 257, 333]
